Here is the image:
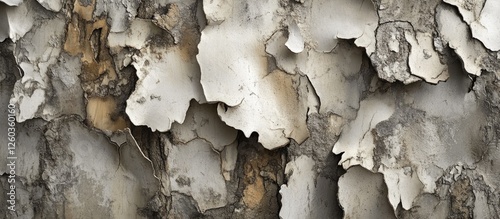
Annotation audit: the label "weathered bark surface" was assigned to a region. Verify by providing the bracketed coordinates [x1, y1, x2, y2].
[1, 0, 500, 218]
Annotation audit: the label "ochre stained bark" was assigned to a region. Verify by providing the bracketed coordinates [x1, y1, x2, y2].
[64, 0, 125, 131]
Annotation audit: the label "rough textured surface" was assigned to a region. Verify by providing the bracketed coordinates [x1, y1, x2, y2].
[2, 0, 500, 218]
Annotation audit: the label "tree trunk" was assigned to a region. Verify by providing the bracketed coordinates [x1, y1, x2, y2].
[1, 0, 499, 218]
